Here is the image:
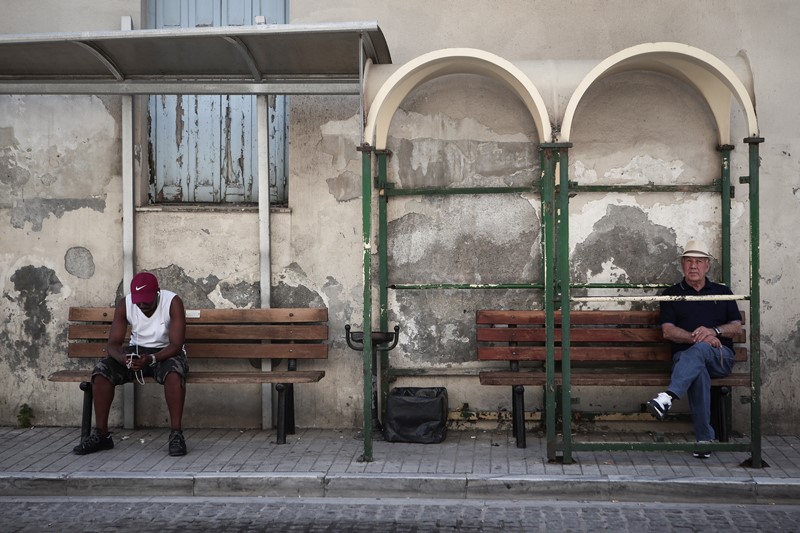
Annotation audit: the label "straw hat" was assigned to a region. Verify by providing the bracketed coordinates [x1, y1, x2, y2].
[680, 239, 712, 259]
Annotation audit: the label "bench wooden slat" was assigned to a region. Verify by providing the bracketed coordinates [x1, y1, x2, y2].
[68, 343, 329, 359]
[69, 306, 327, 323]
[69, 323, 328, 342]
[49, 370, 325, 384]
[477, 327, 666, 343]
[478, 346, 747, 362]
[477, 309, 746, 326]
[479, 370, 751, 387]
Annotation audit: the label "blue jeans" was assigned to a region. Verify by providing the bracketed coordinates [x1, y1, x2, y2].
[668, 342, 735, 442]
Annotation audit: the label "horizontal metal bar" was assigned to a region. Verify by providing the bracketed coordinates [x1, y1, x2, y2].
[568, 283, 669, 289]
[0, 80, 361, 95]
[568, 181, 721, 193]
[383, 186, 538, 197]
[390, 283, 545, 290]
[571, 294, 750, 303]
[566, 441, 753, 453]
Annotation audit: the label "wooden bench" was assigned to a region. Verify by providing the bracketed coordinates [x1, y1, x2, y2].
[49, 307, 328, 444]
[476, 310, 749, 448]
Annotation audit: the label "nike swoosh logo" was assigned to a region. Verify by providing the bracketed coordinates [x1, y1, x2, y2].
[135, 285, 148, 291]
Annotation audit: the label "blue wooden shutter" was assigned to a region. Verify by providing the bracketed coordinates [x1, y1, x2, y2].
[148, 0, 287, 203]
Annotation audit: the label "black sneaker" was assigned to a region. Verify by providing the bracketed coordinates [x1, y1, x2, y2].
[693, 441, 713, 459]
[73, 429, 114, 455]
[168, 429, 187, 456]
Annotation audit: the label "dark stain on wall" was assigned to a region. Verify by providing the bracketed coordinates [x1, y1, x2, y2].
[10, 197, 106, 231]
[570, 204, 679, 287]
[272, 263, 325, 308]
[5, 266, 63, 371]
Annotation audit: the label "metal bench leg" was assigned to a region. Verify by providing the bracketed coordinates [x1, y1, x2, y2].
[286, 383, 296, 435]
[276, 384, 287, 444]
[513, 385, 526, 448]
[79, 381, 93, 440]
[711, 386, 732, 442]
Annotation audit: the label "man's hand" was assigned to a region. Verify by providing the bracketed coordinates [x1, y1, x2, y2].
[691, 326, 722, 348]
[127, 354, 150, 371]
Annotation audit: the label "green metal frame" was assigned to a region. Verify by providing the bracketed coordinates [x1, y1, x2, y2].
[553, 139, 763, 467]
[359, 136, 763, 467]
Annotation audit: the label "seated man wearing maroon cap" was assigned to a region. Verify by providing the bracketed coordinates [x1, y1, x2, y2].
[646, 240, 742, 459]
[73, 272, 189, 456]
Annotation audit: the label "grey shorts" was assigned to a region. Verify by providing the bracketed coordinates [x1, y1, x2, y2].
[92, 346, 189, 386]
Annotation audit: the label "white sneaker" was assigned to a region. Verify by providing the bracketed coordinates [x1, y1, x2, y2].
[647, 392, 672, 421]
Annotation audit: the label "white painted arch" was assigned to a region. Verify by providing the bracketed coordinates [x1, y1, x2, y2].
[364, 48, 552, 150]
[560, 42, 759, 145]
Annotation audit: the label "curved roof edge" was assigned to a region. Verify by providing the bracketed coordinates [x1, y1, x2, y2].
[364, 48, 552, 150]
[559, 42, 758, 145]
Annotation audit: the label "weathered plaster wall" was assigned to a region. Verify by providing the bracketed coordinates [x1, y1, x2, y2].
[1, 0, 798, 435]
[0, 94, 124, 426]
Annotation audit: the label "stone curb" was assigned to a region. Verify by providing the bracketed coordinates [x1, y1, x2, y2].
[2, 472, 799, 504]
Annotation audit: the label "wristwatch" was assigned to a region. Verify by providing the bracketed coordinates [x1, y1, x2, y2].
[149, 354, 158, 367]
[713, 327, 721, 337]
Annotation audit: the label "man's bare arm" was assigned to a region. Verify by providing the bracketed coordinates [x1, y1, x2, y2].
[151, 296, 187, 364]
[105, 298, 129, 364]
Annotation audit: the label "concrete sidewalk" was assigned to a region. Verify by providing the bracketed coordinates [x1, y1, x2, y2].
[1, 426, 798, 504]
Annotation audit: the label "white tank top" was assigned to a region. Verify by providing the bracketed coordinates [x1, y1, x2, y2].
[125, 290, 177, 348]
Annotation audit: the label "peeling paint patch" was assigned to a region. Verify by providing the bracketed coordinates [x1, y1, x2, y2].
[388, 195, 539, 285]
[64, 247, 95, 279]
[574, 155, 686, 185]
[272, 263, 325, 308]
[392, 138, 537, 189]
[10, 197, 105, 231]
[326, 170, 361, 202]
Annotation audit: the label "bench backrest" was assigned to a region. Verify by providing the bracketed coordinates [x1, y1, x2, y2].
[68, 307, 328, 360]
[476, 310, 747, 364]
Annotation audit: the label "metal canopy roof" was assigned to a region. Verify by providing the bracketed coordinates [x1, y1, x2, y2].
[0, 21, 391, 95]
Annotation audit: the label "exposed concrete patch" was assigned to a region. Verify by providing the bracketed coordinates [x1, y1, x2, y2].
[10, 197, 106, 231]
[272, 262, 325, 308]
[570, 204, 677, 286]
[64, 247, 95, 279]
[219, 280, 260, 308]
[385, 194, 540, 364]
[4, 266, 62, 374]
[117, 265, 220, 310]
[392, 289, 542, 365]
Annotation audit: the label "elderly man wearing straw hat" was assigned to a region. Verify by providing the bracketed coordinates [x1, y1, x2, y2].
[646, 239, 742, 458]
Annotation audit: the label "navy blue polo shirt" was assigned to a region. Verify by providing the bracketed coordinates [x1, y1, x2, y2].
[659, 277, 741, 354]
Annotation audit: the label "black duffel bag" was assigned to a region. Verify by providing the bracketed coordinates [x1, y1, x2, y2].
[383, 387, 448, 443]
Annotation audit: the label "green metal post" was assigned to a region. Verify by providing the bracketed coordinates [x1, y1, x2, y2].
[540, 145, 557, 460]
[746, 136, 764, 468]
[377, 152, 390, 419]
[556, 144, 573, 464]
[719, 145, 734, 284]
[360, 149, 374, 461]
